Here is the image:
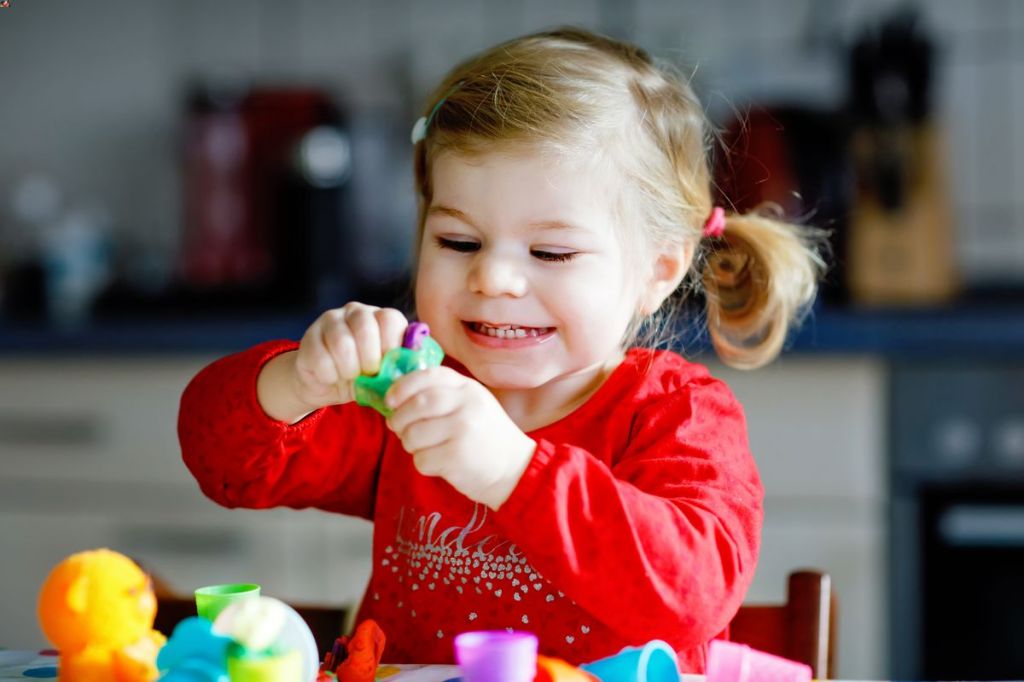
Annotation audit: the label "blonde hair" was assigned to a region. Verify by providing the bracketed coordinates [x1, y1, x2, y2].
[412, 27, 826, 370]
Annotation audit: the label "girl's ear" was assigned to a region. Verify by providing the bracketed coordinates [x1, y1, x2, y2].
[639, 242, 694, 315]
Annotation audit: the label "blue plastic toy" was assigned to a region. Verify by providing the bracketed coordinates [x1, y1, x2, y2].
[156, 617, 232, 682]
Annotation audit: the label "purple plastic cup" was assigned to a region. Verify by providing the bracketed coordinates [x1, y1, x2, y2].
[706, 640, 812, 682]
[454, 630, 539, 682]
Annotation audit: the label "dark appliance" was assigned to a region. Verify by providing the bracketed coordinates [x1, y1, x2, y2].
[890, 361, 1024, 680]
[179, 84, 354, 311]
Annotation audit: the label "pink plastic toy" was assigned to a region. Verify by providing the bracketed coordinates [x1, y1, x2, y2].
[706, 640, 812, 682]
[454, 630, 538, 682]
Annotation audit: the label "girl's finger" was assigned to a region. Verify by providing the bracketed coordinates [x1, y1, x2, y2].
[398, 414, 452, 454]
[321, 317, 361, 382]
[409, 435, 456, 477]
[387, 385, 460, 435]
[343, 305, 384, 375]
[376, 308, 408, 354]
[386, 366, 462, 410]
[297, 319, 338, 386]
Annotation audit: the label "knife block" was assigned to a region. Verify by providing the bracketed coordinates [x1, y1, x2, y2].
[847, 124, 959, 306]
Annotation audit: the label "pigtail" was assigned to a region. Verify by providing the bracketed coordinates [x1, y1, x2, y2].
[700, 208, 827, 369]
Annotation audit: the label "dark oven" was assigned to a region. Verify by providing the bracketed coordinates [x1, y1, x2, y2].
[890, 361, 1024, 680]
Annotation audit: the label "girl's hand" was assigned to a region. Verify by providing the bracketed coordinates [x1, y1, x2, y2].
[294, 303, 409, 407]
[384, 367, 537, 510]
[257, 303, 407, 423]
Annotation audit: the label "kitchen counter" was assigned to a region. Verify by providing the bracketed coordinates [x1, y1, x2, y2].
[1, 303, 1023, 357]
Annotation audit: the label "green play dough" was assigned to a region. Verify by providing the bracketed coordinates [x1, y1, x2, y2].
[353, 337, 444, 416]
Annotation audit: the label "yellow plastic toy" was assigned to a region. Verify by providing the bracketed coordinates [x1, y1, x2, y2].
[37, 548, 167, 682]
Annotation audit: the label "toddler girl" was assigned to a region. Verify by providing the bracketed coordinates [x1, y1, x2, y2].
[178, 27, 824, 671]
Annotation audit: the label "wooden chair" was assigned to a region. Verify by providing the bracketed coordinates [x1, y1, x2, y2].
[148, 573, 350, 657]
[729, 569, 836, 679]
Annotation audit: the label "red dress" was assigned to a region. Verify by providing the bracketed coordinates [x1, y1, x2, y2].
[178, 341, 763, 671]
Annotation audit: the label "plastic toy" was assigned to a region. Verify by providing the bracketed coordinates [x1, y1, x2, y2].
[212, 596, 288, 651]
[37, 548, 167, 682]
[580, 640, 679, 682]
[156, 617, 232, 682]
[319, 619, 386, 682]
[155, 596, 319, 682]
[214, 597, 317, 682]
[194, 583, 260, 622]
[535, 655, 600, 682]
[225, 648, 302, 682]
[705, 640, 811, 682]
[454, 630, 538, 682]
[354, 322, 444, 417]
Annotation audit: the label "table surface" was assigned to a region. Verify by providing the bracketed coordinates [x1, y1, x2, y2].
[0, 650, 56, 679]
[0, 650, 727, 681]
[3, 650, 898, 682]
[0, 649, 465, 681]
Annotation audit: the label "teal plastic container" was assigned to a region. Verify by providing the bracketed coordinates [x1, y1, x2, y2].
[581, 640, 680, 682]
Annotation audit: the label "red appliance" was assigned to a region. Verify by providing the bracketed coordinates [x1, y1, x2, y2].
[180, 85, 352, 307]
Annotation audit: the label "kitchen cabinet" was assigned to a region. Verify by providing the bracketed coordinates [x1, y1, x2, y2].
[713, 356, 887, 679]
[0, 356, 372, 650]
[1, 356, 212, 484]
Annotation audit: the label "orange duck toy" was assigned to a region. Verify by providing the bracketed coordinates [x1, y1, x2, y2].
[37, 548, 167, 682]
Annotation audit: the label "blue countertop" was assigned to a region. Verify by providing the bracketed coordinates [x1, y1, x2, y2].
[783, 304, 1024, 357]
[1, 303, 1022, 358]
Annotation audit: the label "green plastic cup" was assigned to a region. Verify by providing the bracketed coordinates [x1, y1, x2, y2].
[194, 583, 260, 621]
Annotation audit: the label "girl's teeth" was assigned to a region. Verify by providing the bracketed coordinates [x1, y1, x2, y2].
[475, 323, 544, 339]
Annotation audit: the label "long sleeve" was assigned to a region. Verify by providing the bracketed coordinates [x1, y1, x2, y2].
[492, 372, 763, 653]
[178, 340, 388, 520]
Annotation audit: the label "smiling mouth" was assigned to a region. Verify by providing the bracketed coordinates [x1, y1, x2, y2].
[465, 321, 555, 339]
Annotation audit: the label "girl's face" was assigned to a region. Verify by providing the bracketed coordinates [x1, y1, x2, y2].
[415, 150, 647, 392]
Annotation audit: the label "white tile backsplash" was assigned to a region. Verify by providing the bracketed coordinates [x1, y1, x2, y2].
[288, 2, 394, 109]
[1013, 56, 1024, 223]
[520, 0, 601, 34]
[410, 0, 487, 45]
[921, 0, 978, 42]
[959, 205, 1024, 283]
[750, 0, 811, 50]
[174, 0, 263, 75]
[633, 0, 696, 50]
[1, 0, 1023, 284]
[831, 0, 906, 42]
[292, 1, 375, 75]
[1012, 0, 1024, 33]
[480, 3, 529, 44]
[941, 61, 982, 209]
[970, 61, 1016, 207]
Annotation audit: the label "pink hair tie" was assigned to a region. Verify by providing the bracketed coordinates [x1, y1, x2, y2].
[703, 206, 726, 239]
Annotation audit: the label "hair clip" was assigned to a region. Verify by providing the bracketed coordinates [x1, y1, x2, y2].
[410, 117, 429, 144]
[410, 80, 464, 145]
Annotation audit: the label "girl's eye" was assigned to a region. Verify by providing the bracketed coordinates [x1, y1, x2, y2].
[531, 250, 579, 263]
[436, 236, 479, 253]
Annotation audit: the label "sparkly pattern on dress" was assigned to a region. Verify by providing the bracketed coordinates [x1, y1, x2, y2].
[376, 504, 580, 641]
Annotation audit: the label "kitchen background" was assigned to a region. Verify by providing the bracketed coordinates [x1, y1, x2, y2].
[2, 1, 1023, 680]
